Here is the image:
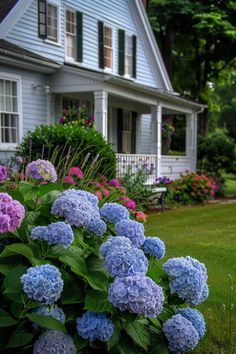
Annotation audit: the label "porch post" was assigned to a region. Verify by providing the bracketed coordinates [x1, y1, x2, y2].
[94, 90, 108, 139]
[151, 104, 162, 179]
[186, 112, 197, 171]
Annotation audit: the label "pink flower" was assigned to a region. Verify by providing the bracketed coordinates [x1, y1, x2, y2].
[135, 211, 147, 223]
[109, 178, 120, 188]
[119, 195, 129, 202]
[102, 189, 110, 197]
[39, 181, 48, 185]
[69, 166, 84, 180]
[94, 191, 103, 200]
[119, 186, 126, 195]
[95, 182, 103, 188]
[63, 176, 75, 185]
[124, 199, 137, 210]
[59, 117, 65, 124]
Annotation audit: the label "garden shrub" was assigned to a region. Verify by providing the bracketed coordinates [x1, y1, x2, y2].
[171, 172, 216, 204]
[0, 159, 209, 353]
[17, 122, 116, 178]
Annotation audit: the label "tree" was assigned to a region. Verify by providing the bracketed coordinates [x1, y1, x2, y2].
[148, 0, 236, 135]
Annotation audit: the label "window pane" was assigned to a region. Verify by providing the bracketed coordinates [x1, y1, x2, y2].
[5, 80, 11, 95]
[47, 4, 58, 42]
[12, 81, 17, 96]
[5, 97, 11, 112]
[0, 80, 3, 95]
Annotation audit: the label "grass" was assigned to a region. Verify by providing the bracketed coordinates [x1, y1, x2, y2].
[146, 203, 236, 353]
[224, 173, 236, 197]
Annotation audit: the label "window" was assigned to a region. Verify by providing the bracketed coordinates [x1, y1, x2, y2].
[66, 10, 76, 59]
[125, 34, 133, 76]
[47, 3, 58, 42]
[104, 26, 113, 69]
[0, 77, 20, 145]
[122, 110, 132, 153]
[38, 0, 59, 43]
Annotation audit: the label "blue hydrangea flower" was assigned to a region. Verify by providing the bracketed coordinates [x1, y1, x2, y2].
[27, 159, 57, 182]
[33, 305, 66, 326]
[33, 330, 76, 354]
[60, 189, 99, 210]
[163, 314, 199, 353]
[142, 237, 165, 259]
[100, 236, 132, 257]
[115, 219, 145, 247]
[177, 308, 206, 338]
[100, 203, 130, 224]
[21, 264, 63, 304]
[104, 246, 148, 277]
[31, 222, 74, 248]
[87, 216, 107, 236]
[51, 193, 93, 228]
[108, 274, 164, 318]
[76, 311, 114, 341]
[163, 256, 208, 305]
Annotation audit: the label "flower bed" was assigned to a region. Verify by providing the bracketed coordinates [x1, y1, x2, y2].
[0, 160, 209, 353]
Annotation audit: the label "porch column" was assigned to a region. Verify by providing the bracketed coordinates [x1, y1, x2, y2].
[151, 104, 162, 178]
[94, 90, 108, 139]
[186, 112, 197, 171]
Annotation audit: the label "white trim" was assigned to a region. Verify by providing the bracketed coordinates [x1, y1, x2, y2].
[0, 71, 22, 149]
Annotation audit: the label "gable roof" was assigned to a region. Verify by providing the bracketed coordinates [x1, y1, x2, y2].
[0, 0, 19, 23]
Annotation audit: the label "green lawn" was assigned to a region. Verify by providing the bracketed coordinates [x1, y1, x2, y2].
[224, 174, 236, 197]
[146, 203, 236, 353]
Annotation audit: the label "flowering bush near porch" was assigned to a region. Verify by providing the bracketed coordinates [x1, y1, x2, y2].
[0, 160, 209, 353]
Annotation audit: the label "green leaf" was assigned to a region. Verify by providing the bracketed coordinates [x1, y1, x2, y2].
[0, 263, 15, 275]
[6, 327, 34, 348]
[0, 309, 17, 327]
[61, 271, 84, 305]
[26, 313, 66, 332]
[73, 334, 88, 350]
[38, 183, 63, 197]
[0, 244, 35, 264]
[123, 321, 150, 350]
[107, 323, 121, 351]
[19, 182, 38, 201]
[147, 257, 168, 284]
[117, 337, 136, 354]
[3, 264, 28, 303]
[84, 271, 109, 292]
[149, 336, 169, 354]
[85, 290, 114, 312]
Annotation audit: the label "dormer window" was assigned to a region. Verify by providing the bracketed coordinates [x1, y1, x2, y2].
[38, 0, 60, 44]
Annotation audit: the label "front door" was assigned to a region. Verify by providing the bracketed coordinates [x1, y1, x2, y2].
[117, 108, 137, 154]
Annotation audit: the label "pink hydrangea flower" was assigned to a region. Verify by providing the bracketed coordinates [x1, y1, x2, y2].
[63, 176, 75, 185]
[135, 211, 147, 223]
[68, 167, 84, 180]
[102, 189, 110, 197]
[109, 179, 120, 188]
[125, 199, 137, 210]
[0, 192, 25, 233]
[94, 191, 103, 200]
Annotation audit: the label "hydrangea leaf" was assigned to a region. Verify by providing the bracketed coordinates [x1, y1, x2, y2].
[38, 183, 63, 197]
[0, 309, 17, 327]
[3, 265, 28, 304]
[85, 290, 114, 312]
[106, 324, 121, 351]
[0, 244, 35, 264]
[18, 182, 39, 201]
[73, 334, 88, 350]
[84, 271, 109, 292]
[61, 271, 84, 305]
[26, 313, 66, 332]
[147, 257, 168, 284]
[5, 327, 34, 348]
[123, 321, 150, 350]
[0, 264, 15, 275]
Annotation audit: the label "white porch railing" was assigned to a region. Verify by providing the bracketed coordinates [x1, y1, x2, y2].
[116, 153, 193, 183]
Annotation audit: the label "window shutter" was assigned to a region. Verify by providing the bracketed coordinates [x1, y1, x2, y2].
[118, 29, 125, 76]
[98, 21, 104, 69]
[131, 111, 137, 154]
[117, 108, 123, 153]
[38, 0, 47, 39]
[77, 12, 83, 62]
[132, 35, 137, 78]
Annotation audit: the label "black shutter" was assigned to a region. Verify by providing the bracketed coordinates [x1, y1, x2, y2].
[117, 108, 123, 153]
[38, 0, 47, 39]
[131, 111, 137, 154]
[77, 12, 83, 62]
[118, 29, 125, 76]
[132, 35, 137, 78]
[98, 21, 104, 69]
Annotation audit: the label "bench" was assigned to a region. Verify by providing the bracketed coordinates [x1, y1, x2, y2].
[144, 184, 167, 212]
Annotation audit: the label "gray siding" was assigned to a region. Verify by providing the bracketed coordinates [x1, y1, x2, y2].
[6, 0, 157, 88]
[139, 114, 151, 154]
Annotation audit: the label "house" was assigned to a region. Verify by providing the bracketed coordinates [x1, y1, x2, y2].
[0, 0, 204, 182]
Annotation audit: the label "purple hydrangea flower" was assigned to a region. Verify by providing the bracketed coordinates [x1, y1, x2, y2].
[33, 305, 66, 325]
[76, 311, 114, 341]
[31, 222, 74, 248]
[0, 165, 7, 181]
[108, 274, 164, 318]
[163, 314, 199, 353]
[26, 159, 57, 182]
[115, 219, 145, 247]
[142, 237, 165, 259]
[100, 236, 132, 257]
[177, 308, 206, 338]
[163, 256, 208, 305]
[100, 203, 130, 224]
[87, 216, 107, 236]
[21, 264, 63, 304]
[33, 330, 76, 354]
[0, 192, 25, 233]
[103, 246, 148, 277]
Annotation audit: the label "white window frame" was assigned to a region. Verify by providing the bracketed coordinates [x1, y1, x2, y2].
[103, 25, 114, 72]
[44, 0, 61, 46]
[65, 8, 77, 61]
[124, 33, 133, 78]
[0, 72, 22, 150]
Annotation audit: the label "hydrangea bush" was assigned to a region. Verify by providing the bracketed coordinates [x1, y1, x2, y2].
[0, 159, 209, 353]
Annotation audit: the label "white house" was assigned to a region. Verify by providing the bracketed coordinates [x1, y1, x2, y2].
[0, 0, 204, 181]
